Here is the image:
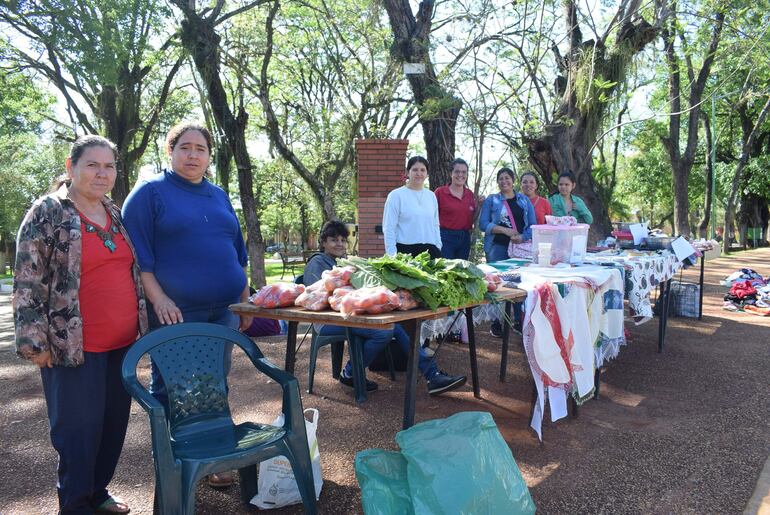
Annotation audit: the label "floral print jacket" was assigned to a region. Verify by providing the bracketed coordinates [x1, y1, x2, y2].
[13, 185, 148, 366]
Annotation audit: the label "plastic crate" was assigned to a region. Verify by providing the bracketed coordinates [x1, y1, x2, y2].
[531, 223, 589, 265]
[671, 281, 700, 318]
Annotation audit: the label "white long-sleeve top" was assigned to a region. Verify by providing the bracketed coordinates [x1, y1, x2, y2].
[382, 185, 442, 256]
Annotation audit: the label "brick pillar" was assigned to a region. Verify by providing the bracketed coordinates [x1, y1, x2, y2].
[356, 139, 409, 257]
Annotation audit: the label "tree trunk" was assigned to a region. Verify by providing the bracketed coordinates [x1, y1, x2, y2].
[174, 1, 266, 287]
[528, 122, 612, 242]
[661, 5, 724, 237]
[697, 113, 714, 238]
[214, 132, 233, 194]
[382, 0, 460, 189]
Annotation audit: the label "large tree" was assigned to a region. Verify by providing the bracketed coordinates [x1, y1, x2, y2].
[525, 0, 657, 239]
[243, 0, 397, 221]
[723, 95, 770, 253]
[381, 0, 461, 188]
[170, 0, 268, 287]
[658, 0, 724, 237]
[0, 0, 183, 204]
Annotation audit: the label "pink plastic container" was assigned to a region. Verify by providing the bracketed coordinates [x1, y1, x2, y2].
[531, 224, 590, 265]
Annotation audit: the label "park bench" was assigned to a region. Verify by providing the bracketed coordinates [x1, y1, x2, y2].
[279, 252, 305, 279]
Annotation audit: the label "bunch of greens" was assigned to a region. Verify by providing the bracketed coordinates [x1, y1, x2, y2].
[340, 252, 488, 310]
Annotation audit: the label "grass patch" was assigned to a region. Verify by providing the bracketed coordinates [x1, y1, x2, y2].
[263, 261, 305, 285]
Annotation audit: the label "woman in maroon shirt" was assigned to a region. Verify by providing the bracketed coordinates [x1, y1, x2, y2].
[434, 158, 480, 259]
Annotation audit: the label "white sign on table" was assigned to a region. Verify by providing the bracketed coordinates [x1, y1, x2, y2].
[671, 236, 697, 261]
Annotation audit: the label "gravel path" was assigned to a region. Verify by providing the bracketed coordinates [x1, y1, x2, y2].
[1, 247, 768, 514]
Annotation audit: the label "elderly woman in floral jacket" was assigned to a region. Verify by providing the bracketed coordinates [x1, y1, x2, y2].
[13, 135, 147, 515]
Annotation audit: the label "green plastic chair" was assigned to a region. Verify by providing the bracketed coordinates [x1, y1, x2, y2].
[306, 322, 396, 403]
[121, 323, 317, 515]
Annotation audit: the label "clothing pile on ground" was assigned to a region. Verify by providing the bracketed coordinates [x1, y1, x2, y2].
[722, 268, 770, 315]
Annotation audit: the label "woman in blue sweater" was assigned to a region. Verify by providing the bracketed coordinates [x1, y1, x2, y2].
[121, 122, 250, 488]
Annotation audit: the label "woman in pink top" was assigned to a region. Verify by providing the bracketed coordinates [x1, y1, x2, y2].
[520, 171, 551, 225]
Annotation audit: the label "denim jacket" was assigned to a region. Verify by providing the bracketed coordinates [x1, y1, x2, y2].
[13, 185, 148, 366]
[478, 192, 536, 254]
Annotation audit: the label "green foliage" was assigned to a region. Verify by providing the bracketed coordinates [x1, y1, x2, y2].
[742, 157, 770, 198]
[256, 159, 322, 247]
[0, 133, 66, 240]
[615, 120, 709, 227]
[0, 61, 55, 137]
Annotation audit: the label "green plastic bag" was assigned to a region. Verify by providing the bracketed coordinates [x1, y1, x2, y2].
[395, 411, 536, 515]
[355, 449, 415, 515]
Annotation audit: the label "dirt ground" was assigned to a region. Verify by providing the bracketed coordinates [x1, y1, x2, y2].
[1, 247, 769, 514]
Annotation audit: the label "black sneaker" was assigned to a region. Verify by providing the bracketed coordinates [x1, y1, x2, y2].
[339, 373, 378, 392]
[427, 372, 467, 396]
[490, 321, 503, 338]
[512, 321, 522, 335]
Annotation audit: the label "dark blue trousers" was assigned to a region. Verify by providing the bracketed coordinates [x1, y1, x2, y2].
[440, 228, 471, 260]
[40, 346, 131, 515]
[147, 305, 237, 408]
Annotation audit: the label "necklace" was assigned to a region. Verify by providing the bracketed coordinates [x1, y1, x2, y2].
[409, 187, 427, 205]
[81, 215, 119, 253]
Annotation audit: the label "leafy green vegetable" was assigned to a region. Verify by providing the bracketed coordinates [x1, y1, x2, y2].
[341, 252, 488, 311]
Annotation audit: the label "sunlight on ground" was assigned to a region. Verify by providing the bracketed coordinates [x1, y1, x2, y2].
[0, 361, 42, 380]
[519, 461, 561, 487]
[601, 382, 646, 408]
[4, 395, 46, 417]
[477, 388, 533, 417]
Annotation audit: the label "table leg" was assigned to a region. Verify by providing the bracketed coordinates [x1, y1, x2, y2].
[593, 367, 601, 399]
[657, 279, 672, 353]
[346, 328, 367, 404]
[698, 255, 705, 320]
[663, 278, 674, 342]
[465, 307, 480, 398]
[499, 301, 512, 382]
[285, 321, 298, 373]
[402, 319, 421, 429]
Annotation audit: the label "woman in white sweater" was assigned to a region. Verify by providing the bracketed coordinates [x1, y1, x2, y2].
[382, 156, 442, 258]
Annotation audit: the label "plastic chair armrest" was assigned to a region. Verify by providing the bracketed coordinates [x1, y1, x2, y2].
[121, 373, 177, 473]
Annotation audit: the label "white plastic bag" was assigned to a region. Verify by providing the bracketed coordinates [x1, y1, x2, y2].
[250, 408, 323, 509]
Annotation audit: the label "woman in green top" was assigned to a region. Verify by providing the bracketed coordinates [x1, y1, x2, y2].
[549, 170, 593, 224]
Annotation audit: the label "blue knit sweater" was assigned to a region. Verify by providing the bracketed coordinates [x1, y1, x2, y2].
[122, 170, 248, 312]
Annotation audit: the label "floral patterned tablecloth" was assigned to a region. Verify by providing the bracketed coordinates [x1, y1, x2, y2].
[582, 252, 682, 322]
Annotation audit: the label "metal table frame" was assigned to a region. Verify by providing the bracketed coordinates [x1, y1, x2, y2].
[231, 287, 525, 429]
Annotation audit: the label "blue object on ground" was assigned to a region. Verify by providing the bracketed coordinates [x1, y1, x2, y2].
[355, 450, 414, 515]
[356, 411, 535, 515]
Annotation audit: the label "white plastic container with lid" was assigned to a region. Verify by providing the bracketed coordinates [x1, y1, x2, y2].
[531, 224, 589, 265]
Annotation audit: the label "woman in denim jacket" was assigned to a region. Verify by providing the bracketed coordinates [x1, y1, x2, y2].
[479, 168, 536, 263]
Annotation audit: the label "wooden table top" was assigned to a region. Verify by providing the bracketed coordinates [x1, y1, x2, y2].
[229, 287, 526, 330]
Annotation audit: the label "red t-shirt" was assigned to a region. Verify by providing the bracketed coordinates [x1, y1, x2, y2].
[529, 195, 552, 225]
[79, 215, 139, 352]
[435, 185, 477, 231]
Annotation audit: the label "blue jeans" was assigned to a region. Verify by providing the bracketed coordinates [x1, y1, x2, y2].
[40, 346, 131, 514]
[319, 323, 439, 379]
[440, 228, 471, 260]
[148, 304, 238, 408]
[485, 243, 509, 263]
